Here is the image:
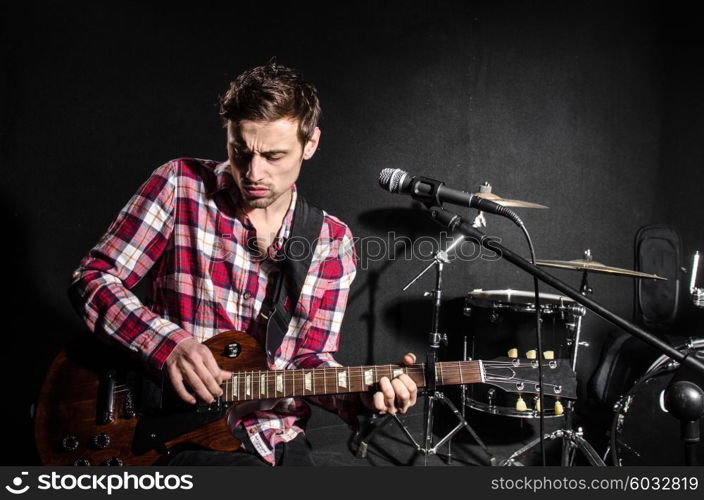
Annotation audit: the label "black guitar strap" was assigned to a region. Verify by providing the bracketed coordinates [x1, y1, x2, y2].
[262, 194, 324, 364]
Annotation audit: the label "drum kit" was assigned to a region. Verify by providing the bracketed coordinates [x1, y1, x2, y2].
[358, 182, 703, 466]
[462, 248, 667, 466]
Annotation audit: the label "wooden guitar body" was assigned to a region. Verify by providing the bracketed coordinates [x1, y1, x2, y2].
[35, 330, 265, 466]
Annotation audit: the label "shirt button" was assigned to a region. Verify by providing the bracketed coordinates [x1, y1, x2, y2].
[243, 291, 252, 300]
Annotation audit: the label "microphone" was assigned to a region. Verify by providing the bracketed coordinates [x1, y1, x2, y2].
[378, 168, 521, 223]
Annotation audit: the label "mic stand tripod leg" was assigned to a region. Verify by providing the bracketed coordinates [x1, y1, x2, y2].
[424, 390, 494, 464]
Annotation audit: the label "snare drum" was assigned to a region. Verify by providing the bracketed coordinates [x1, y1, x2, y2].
[611, 339, 704, 465]
[463, 289, 577, 418]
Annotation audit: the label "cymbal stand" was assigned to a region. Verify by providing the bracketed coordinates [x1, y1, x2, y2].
[354, 238, 494, 465]
[500, 268, 605, 466]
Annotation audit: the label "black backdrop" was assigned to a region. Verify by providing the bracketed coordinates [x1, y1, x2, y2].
[3, 0, 704, 465]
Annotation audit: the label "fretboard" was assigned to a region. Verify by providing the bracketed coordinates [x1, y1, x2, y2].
[221, 361, 482, 403]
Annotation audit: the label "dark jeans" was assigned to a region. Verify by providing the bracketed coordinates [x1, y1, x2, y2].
[168, 431, 315, 466]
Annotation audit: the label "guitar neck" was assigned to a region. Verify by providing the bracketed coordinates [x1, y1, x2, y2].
[221, 361, 483, 403]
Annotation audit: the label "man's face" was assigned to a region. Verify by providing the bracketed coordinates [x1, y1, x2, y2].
[227, 118, 320, 211]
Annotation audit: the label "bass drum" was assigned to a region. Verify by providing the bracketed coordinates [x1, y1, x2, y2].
[611, 339, 704, 466]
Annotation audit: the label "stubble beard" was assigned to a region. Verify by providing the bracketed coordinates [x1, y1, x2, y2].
[243, 196, 275, 209]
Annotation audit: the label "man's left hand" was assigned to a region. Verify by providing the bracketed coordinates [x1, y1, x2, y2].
[361, 353, 418, 415]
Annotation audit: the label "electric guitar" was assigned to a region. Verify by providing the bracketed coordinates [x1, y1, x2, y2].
[35, 330, 576, 465]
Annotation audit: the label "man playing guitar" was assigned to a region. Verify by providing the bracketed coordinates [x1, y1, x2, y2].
[69, 61, 417, 466]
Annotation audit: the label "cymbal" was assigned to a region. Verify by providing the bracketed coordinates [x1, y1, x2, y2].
[473, 190, 548, 209]
[535, 258, 666, 280]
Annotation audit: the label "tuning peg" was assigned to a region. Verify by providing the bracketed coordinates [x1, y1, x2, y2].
[543, 350, 554, 360]
[507, 348, 518, 358]
[516, 396, 528, 412]
[554, 400, 564, 415]
[526, 350, 537, 360]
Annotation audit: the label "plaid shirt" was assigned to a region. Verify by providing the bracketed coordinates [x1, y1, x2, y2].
[69, 158, 360, 465]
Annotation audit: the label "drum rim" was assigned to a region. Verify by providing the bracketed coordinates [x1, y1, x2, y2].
[468, 288, 575, 304]
[464, 396, 563, 419]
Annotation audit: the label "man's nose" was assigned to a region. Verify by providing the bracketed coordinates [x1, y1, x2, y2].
[246, 154, 265, 181]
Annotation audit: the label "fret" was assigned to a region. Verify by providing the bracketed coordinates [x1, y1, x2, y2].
[245, 373, 252, 399]
[458, 361, 463, 384]
[232, 374, 239, 401]
[323, 367, 328, 394]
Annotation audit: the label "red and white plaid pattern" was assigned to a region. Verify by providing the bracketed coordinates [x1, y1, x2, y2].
[70, 158, 360, 465]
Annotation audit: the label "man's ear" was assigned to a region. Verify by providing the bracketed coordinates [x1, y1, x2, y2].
[302, 127, 321, 160]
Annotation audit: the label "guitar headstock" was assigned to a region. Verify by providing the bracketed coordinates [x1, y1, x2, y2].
[479, 357, 577, 399]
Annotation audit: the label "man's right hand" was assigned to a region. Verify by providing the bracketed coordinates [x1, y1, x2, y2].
[165, 337, 233, 404]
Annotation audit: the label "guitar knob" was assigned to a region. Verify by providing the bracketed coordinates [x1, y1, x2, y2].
[542, 350, 554, 360]
[62, 435, 80, 452]
[103, 457, 123, 466]
[507, 348, 518, 358]
[515, 396, 528, 412]
[224, 342, 241, 359]
[554, 400, 564, 415]
[525, 350, 537, 360]
[91, 433, 111, 449]
[73, 458, 91, 466]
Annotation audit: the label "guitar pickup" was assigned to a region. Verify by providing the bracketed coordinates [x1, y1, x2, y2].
[196, 396, 223, 413]
[97, 369, 117, 424]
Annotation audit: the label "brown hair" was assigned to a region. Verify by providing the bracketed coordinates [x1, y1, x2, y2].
[219, 61, 321, 144]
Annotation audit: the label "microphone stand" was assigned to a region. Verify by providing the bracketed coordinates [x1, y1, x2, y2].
[426, 205, 704, 464]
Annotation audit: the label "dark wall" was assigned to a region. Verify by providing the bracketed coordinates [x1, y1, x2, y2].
[660, 7, 704, 327]
[3, 0, 700, 464]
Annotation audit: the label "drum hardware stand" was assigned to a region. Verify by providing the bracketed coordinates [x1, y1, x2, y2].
[354, 236, 495, 465]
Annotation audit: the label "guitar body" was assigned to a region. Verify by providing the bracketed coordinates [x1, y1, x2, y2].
[35, 330, 266, 466]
